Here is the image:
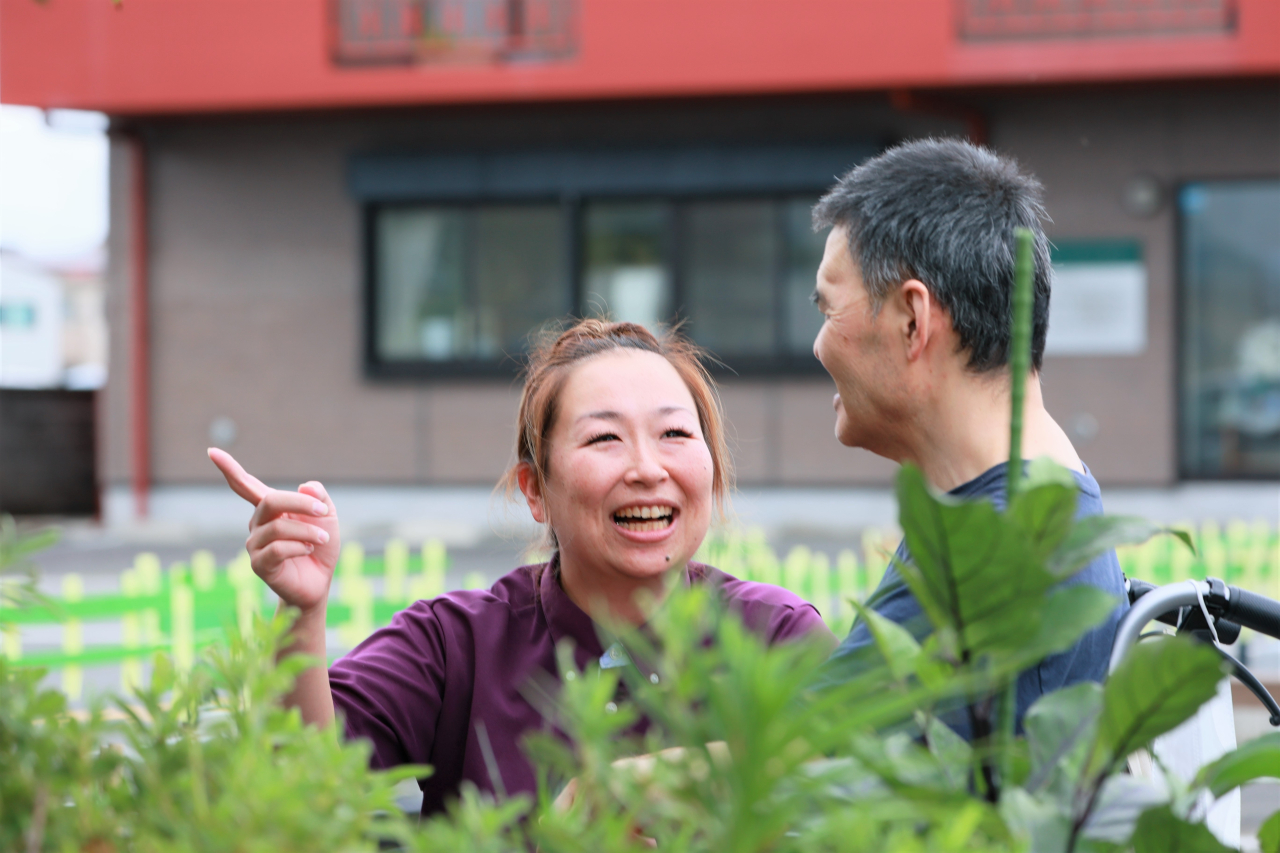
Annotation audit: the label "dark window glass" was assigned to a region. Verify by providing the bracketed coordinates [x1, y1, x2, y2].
[375, 208, 468, 362]
[369, 195, 829, 373]
[1179, 180, 1280, 478]
[374, 204, 567, 363]
[683, 200, 779, 356]
[784, 197, 828, 356]
[582, 202, 673, 329]
[474, 205, 570, 357]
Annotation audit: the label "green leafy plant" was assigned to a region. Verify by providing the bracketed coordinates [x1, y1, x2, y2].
[0, 514, 59, 611]
[1, 611, 428, 853]
[8, 563, 1271, 852]
[6, 229, 1280, 851]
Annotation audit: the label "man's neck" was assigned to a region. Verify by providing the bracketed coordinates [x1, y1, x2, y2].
[904, 371, 1084, 493]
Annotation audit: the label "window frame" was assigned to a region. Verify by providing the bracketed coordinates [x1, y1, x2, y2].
[355, 144, 876, 380]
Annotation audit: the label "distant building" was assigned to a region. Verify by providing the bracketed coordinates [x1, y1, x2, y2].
[0, 250, 105, 390]
[0, 254, 63, 388]
[0, 251, 105, 515]
[1, 0, 1277, 527]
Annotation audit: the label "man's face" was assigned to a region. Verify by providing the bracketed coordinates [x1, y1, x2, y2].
[812, 226, 904, 450]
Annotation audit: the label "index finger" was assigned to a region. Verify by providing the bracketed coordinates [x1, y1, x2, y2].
[208, 447, 269, 505]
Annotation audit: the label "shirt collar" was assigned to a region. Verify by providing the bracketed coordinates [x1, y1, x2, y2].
[539, 551, 607, 662]
[538, 553, 706, 665]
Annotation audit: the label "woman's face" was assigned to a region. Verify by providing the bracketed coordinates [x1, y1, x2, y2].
[527, 348, 715, 586]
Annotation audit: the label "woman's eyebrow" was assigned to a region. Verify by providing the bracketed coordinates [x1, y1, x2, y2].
[577, 410, 621, 423]
[576, 406, 693, 423]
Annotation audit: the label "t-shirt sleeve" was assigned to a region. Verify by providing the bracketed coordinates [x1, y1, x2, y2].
[816, 566, 930, 687]
[764, 603, 837, 648]
[707, 570, 837, 649]
[328, 600, 447, 770]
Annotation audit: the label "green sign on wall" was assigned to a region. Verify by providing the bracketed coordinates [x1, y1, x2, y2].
[1047, 239, 1146, 356]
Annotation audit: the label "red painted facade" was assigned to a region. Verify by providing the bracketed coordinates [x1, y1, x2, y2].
[2, 0, 1277, 115]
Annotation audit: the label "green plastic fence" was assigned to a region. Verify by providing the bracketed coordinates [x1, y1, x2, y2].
[3, 521, 1277, 698]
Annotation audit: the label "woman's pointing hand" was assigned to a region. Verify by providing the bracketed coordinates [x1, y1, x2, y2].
[208, 448, 340, 614]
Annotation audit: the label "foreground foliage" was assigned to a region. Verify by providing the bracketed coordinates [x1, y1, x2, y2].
[12, 225, 1276, 851]
[4, 460, 1280, 852]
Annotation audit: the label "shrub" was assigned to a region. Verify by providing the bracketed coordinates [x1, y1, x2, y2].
[5, 462, 1279, 852]
[0, 615, 430, 853]
[6, 231, 1278, 852]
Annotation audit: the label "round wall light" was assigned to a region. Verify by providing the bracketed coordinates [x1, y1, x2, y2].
[1122, 174, 1164, 218]
[209, 416, 238, 448]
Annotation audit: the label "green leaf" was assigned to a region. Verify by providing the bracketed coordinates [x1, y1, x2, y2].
[0, 515, 59, 572]
[1050, 516, 1193, 578]
[1024, 682, 1102, 793]
[1081, 774, 1170, 844]
[1195, 731, 1280, 798]
[895, 464, 1060, 659]
[1259, 809, 1280, 853]
[914, 635, 953, 691]
[151, 652, 175, 696]
[1130, 805, 1232, 853]
[850, 598, 921, 682]
[1091, 637, 1224, 777]
[1000, 788, 1072, 853]
[921, 713, 971, 790]
[30, 685, 67, 720]
[1022, 456, 1080, 491]
[1009, 470, 1078, 564]
[1019, 586, 1119, 664]
[379, 764, 434, 784]
[1167, 527, 1196, 554]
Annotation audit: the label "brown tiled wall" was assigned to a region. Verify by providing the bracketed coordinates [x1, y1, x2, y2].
[103, 83, 1280, 489]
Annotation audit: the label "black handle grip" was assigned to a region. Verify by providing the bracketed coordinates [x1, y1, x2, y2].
[1127, 578, 1159, 604]
[1224, 587, 1280, 640]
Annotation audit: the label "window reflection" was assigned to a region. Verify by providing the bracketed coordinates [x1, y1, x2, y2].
[375, 204, 567, 362]
[376, 208, 467, 361]
[474, 205, 569, 357]
[784, 198, 828, 356]
[1179, 180, 1280, 477]
[372, 195, 829, 371]
[683, 200, 778, 356]
[582, 203, 672, 330]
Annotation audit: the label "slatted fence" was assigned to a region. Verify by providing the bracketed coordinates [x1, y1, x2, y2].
[3, 520, 1276, 697]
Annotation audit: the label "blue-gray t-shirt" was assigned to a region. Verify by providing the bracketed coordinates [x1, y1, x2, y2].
[824, 461, 1128, 738]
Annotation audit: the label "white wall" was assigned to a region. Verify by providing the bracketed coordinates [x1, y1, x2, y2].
[0, 256, 63, 387]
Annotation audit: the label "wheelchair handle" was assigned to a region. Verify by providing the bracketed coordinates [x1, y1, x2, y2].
[1221, 587, 1280, 642]
[1110, 578, 1280, 727]
[1109, 579, 1280, 674]
[1109, 582, 1208, 674]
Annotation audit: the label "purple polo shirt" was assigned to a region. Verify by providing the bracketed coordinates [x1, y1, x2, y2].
[328, 557, 832, 816]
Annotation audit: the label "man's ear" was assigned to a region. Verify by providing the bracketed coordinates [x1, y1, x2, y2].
[516, 462, 548, 524]
[900, 279, 941, 362]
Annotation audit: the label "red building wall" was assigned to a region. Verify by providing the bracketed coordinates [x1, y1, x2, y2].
[3, 0, 1278, 115]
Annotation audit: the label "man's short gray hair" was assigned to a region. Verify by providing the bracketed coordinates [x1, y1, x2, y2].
[812, 138, 1052, 373]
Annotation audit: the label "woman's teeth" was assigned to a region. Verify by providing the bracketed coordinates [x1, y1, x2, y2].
[614, 506, 674, 531]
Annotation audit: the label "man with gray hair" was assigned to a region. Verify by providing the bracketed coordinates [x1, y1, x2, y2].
[810, 138, 1127, 733]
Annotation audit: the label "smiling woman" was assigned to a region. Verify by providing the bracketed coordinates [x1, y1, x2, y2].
[502, 320, 728, 626]
[207, 318, 834, 817]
